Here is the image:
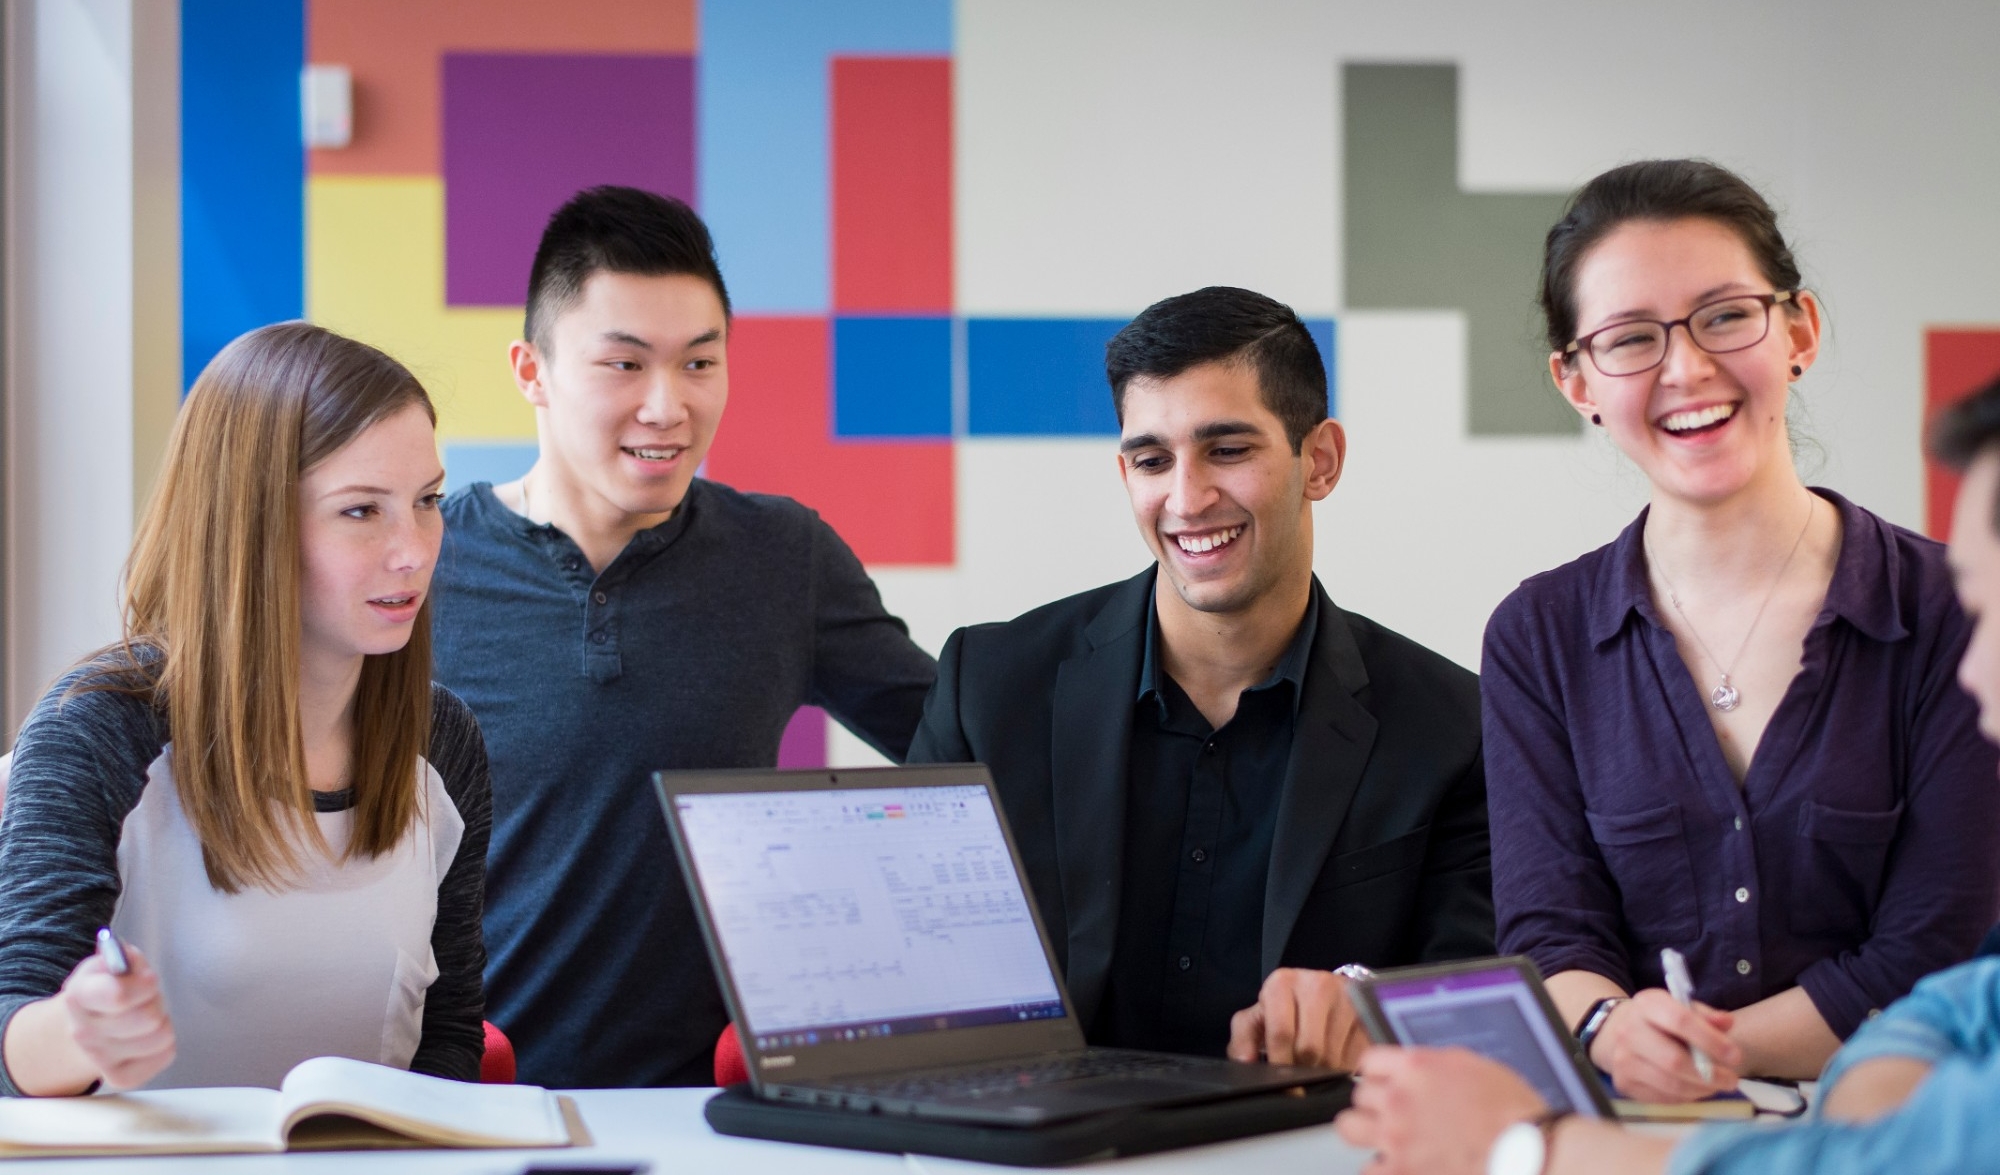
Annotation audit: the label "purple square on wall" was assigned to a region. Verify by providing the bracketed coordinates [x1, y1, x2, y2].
[777, 706, 828, 768]
[443, 52, 695, 307]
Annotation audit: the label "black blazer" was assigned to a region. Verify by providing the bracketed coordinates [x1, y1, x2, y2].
[909, 569, 1494, 1030]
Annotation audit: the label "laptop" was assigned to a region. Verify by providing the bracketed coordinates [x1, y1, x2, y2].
[1346, 956, 1618, 1119]
[655, 764, 1344, 1127]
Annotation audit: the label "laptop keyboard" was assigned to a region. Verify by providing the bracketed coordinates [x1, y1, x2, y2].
[827, 1051, 1196, 1101]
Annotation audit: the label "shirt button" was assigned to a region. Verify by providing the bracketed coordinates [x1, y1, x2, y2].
[592, 631, 608, 645]
[1868, 1008, 1883, 1019]
[1203, 742, 1217, 756]
[565, 557, 581, 571]
[1177, 956, 1193, 971]
[593, 590, 608, 605]
[1191, 848, 1207, 863]
[1733, 817, 1743, 831]
[1735, 887, 1750, 903]
[1736, 959, 1752, 975]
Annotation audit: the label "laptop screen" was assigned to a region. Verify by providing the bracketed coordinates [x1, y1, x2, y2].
[1367, 965, 1605, 1116]
[673, 783, 1067, 1052]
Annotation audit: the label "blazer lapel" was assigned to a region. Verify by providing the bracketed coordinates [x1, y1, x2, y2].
[1262, 590, 1379, 975]
[1049, 570, 1151, 1028]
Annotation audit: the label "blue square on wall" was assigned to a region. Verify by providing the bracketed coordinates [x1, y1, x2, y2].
[832, 316, 953, 438]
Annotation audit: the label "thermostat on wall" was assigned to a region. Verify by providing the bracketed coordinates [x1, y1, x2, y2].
[301, 64, 352, 149]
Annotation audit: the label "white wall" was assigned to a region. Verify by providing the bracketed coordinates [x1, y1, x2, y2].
[884, 0, 2000, 678]
[3, 0, 179, 733]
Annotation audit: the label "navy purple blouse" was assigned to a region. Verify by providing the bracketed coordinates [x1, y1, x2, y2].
[1486, 490, 2000, 1039]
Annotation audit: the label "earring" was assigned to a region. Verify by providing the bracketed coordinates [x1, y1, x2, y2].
[1791, 365, 1803, 377]
[1591, 414, 1601, 426]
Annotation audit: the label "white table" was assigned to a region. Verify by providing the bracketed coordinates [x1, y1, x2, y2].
[1, 1088, 1375, 1174]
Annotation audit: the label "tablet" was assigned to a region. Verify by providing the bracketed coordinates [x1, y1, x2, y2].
[1349, 957, 1616, 1119]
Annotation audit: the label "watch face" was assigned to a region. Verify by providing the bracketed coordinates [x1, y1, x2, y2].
[1486, 1121, 1546, 1175]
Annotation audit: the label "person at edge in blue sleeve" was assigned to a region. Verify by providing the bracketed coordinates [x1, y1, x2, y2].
[1477, 159, 2000, 1106]
[427, 187, 938, 1089]
[1334, 373, 2000, 1175]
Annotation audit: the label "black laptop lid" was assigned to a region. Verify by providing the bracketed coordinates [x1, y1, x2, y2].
[657, 765, 1086, 1086]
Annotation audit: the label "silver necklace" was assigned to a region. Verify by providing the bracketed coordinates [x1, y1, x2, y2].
[1647, 497, 1816, 713]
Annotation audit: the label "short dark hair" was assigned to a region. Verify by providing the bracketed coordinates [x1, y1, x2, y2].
[1540, 159, 1804, 359]
[523, 185, 731, 351]
[1930, 374, 2000, 535]
[1105, 286, 1327, 451]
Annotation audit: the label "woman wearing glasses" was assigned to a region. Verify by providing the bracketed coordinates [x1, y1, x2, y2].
[1484, 159, 2000, 1104]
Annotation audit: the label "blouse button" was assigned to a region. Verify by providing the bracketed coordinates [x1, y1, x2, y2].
[1735, 959, 1752, 975]
[1735, 887, 1750, 903]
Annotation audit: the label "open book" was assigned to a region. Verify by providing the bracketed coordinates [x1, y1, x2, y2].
[1612, 1079, 1809, 1122]
[0, 1056, 585, 1158]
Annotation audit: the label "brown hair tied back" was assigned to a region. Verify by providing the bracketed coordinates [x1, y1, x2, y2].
[1539, 160, 1805, 362]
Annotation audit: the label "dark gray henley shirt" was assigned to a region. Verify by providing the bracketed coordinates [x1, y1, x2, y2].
[431, 478, 937, 1088]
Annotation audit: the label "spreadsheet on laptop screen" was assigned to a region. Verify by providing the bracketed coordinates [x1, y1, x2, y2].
[676, 785, 1066, 1046]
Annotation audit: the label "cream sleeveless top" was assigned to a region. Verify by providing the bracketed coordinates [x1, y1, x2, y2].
[108, 749, 463, 1089]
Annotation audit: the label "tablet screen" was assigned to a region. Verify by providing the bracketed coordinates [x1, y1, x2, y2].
[1368, 965, 1605, 1117]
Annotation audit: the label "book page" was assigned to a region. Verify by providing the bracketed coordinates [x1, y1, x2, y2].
[277, 1056, 569, 1148]
[0, 1088, 282, 1156]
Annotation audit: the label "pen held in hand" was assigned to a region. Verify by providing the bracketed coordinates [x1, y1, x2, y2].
[1660, 947, 1714, 1083]
[95, 927, 131, 977]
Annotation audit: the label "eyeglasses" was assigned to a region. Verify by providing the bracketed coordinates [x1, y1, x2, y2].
[1564, 291, 1797, 378]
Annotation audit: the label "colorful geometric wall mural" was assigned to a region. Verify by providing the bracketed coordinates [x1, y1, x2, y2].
[186, 3, 1989, 768]
[1343, 64, 1572, 437]
[180, 0, 1343, 766]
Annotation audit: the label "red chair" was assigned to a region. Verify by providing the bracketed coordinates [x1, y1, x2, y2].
[714, 1022, 748, 1086]
[481, 1020, 516, 1084]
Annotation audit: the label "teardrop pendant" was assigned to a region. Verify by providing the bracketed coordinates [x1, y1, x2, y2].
[1710, 678, 1741, 712]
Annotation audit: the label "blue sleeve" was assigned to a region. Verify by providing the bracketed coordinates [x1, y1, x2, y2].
[1668, 1053, 2000, 1175]
[1667, 958, 2000, 1175]
[1815, 958, 2000, 1092]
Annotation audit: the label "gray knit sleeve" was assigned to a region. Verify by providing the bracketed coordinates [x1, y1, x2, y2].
[407, 684, 492, 1082]
[0, 664, 168, 1097]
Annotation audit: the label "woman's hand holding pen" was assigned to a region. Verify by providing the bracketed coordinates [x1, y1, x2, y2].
[58, 944, 176, 1092]
[1589, 988, 1741, 1103]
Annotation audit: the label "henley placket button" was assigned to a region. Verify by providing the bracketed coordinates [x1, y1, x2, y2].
[1735, 959, 1752, 975]
[1191, 848, 1207, 863]
[565, 557, 580, 571]
[1735, 887, 1750, 903]
[1177, 956, 1192, 971]
[592, 631, 608, 645]
[593, 591, 608, 605]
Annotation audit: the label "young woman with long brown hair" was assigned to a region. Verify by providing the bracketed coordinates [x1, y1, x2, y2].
[0, 322, 490, 1095]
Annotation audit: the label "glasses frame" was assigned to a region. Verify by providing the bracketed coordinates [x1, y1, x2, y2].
[1564, 290, 1798, 378]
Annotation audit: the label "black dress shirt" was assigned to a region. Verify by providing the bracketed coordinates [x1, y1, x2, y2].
[1095, 594, 1320, 1055]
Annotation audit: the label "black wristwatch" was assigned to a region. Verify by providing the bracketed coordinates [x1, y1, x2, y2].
[1573, 996, 1626, 1059]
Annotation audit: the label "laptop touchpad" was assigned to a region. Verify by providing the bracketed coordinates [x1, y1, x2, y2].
[1011, 1077, 1224, 1112]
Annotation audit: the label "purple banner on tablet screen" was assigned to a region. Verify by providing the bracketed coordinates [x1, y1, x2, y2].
[1373, 967, 1526, 1002]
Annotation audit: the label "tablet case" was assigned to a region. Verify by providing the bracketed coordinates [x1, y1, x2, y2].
[702, 1081, 1353, 1167]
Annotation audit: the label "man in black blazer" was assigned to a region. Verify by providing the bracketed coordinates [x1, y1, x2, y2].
[909, 286, 1492, 1070]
